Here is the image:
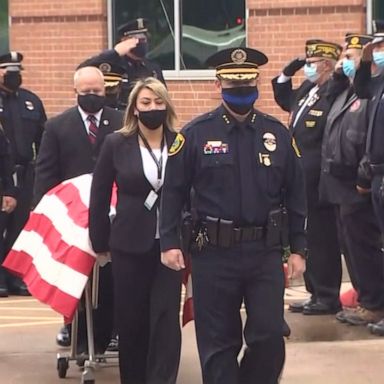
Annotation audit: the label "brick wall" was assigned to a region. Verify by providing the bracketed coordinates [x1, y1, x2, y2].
[9, 0, 366, 128]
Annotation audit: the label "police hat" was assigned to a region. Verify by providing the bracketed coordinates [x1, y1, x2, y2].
[77, 57, 125, 88]
[117, 18, 148, 38]
[305, 40, 342, 60]
[345, 33, 372, 49]
[372, 20, 384, 45]
[206, 47, 268, 81]
[0, 51, 23, 70]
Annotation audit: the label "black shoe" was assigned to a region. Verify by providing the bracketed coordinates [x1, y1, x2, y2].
[288, 298, 315, 313]
[56, 326, 71, 347]
[368, 319, 384, 336]
[8, 283, 30, 296]
[302, 301, 341, 316]
[283, 320, 291, 338]
[106, 335, 119, 352]
[0, 286, 8, 297]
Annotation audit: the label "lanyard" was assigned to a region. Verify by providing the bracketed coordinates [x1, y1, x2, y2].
[138, 130, 165, 181]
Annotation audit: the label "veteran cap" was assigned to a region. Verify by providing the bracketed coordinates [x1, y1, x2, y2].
[77, 57, 125, 88]
[206, 47, 268, 81]
[117, 18, 148, 38]
[372, 20, 384, 45]
[0, 51, 23, 70]
[305, 40, 342, 60]
[345, 33, 373, 49]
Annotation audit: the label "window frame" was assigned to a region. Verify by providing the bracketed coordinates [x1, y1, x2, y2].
[107, 0, 247, 80]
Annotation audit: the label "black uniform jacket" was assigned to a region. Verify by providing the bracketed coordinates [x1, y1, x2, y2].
[271, 76, 346, 205]
[354, 62, 384, 165]
[159, 105, 307, 254]
[89, 128, 177, 255]
[0, 88, 46, 165]
[0, 128, 17, 198]
[34, 106, 123, 204]
[320, 79, 371, 205]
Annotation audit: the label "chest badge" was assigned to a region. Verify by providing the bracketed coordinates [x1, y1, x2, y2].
[203, 141, 229, 154]
[25, 100, 34, 111]
[259, 153, 271, 167]
[263, 132, 277, 152]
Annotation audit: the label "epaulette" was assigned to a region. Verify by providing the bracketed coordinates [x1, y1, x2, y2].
[182, 108, 220, 133]
[254, 109, 283, 126]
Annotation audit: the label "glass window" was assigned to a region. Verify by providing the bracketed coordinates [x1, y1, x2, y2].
[373, 0, 384, 20]
[0, 0, 9, 51]
[111, 0, 246, 72]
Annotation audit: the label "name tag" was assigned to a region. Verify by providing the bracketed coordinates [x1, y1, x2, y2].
[144, 190, 158, 210]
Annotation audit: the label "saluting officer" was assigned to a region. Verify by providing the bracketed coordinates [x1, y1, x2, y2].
[0, 51, 46, 296]
[320, 33, 384, 326]
[160, 47, 307, 384]
[94, 18, 165, 109]
[272, 40, 344, 315]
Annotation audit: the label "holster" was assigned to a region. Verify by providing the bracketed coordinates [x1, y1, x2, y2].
[266, 207, 288, 247]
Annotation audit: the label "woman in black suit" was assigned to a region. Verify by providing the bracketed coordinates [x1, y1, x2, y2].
[89, 77, 182, 384]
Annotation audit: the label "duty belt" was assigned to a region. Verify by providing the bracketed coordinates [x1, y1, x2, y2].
[197, 216, 265, 249]
[370, 163, 384, 175]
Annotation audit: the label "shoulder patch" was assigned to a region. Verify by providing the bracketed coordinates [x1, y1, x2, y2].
[169, 133, 185, 156]
[291, 137, 301, 158]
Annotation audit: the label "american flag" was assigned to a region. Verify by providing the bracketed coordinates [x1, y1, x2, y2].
[3, 174, 194, 325]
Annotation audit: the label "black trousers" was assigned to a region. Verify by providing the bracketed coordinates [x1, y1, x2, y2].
[371, 175, 384, 234]
[304, 202, 342, 306]
[191, 241, 285, 384]
[0, 169, 34, 289]
[112, 240, 182, 384]
[339, 201, 384, 310]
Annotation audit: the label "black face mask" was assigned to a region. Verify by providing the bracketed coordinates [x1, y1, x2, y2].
[137, 109, 167, 130]
[132, 42, 148, 58]
[221, 86, 259, 115]
[3, 72, 22, 92]
[77, 94, 106, 114]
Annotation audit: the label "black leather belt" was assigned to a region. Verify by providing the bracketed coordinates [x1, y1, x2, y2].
[233, 226, 265, 243]
[370, 163, 384, 175]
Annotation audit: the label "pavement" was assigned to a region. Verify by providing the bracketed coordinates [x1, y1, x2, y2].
[1, 282, 384, 384]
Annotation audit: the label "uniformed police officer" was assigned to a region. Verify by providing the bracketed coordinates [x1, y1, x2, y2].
[272, 40, 344, 315]
[0, 123, 18, 297]
[352, 20, 384, 335]
[93, 18, 165, 110]
[320, 33, 384, 326]
[0, 51, 46, 296]
[160, 47, 307, 384]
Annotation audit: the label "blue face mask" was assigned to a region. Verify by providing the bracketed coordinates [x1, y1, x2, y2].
[304, 63, 320, 83]
[373, 51, 384, 69]
[221, 86, 259, 115]
[342, 59, 356, 78]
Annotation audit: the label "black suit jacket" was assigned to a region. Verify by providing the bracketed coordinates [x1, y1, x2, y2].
[34, 106, 123, 204]
[89, 129, 177, 254]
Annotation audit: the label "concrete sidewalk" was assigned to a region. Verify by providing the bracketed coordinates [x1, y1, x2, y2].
[1, 283, 383, 384]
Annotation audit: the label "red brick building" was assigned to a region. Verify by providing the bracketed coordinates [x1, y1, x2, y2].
[3, 0, 381, 127]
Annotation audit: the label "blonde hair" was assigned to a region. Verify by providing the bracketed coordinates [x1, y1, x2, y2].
[119, 77, 177, 136]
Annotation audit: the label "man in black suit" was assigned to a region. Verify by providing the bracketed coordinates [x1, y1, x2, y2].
[34, 65, 123, 355]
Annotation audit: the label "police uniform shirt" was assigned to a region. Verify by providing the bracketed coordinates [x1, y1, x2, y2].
[160, 105, 307, 254]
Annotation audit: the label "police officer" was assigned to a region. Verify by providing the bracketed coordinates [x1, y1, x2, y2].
[93, 18, 165, 109]
[352, 20, 384, 335]
[160, 47, 307, 384]
[272, 40, 344, 315]
[320, 33, 384, 326]
[0, 51, 46, 296]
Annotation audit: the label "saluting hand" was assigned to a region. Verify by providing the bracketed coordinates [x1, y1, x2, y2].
[287, 253, 306, 280]
[282, 58, 306, 77]
[114, 37, 139, 56]
[161, 249, 185, 271]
